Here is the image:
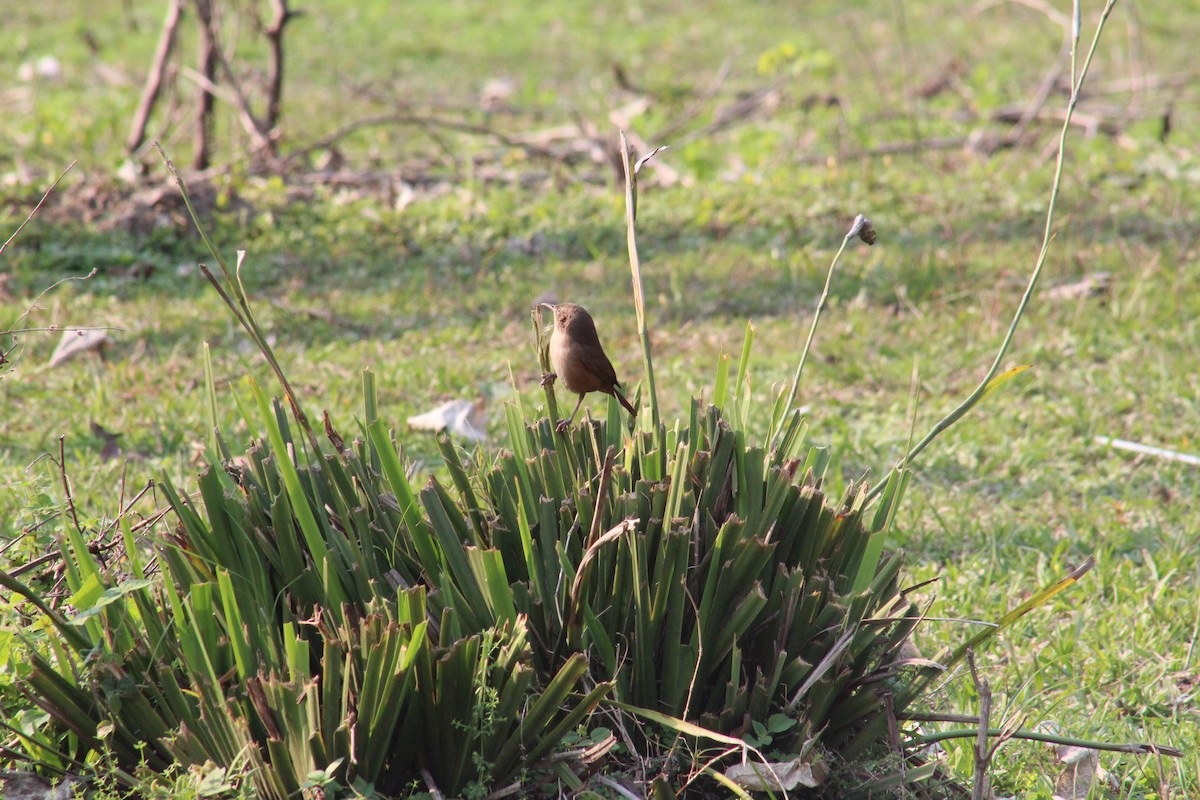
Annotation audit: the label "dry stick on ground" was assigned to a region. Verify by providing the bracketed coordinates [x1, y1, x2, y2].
[289, 112, 562, 164]
[649, 58, 732, 142]
[770, 71, 1147, 165]
[127, 0, 185, 154]
[266, 298, 375, 336]
[1003, 39, 1072, 148]
[669, 77, 791, 148]
[1088, 72, 1196, 95]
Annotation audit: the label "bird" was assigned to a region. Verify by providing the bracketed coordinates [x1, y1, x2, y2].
[539, 302, 637, 433]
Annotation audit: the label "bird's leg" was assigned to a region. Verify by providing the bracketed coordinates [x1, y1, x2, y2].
[556, 394, 585, 433]
[540, 372, 557, 388]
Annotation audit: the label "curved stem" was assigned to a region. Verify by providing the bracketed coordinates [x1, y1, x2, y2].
[867, 0, 1119, 503]
[773, 224, 855, 446]
[906, 725, 1182, 758]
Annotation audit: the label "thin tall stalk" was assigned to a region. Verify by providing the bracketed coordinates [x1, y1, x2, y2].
[868, 0, 1119, 502]
[157, 144, 319, 453]
[772, 214, 871, 447]
[619, 132, 661, 434]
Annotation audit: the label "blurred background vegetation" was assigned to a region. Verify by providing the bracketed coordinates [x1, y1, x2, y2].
[2, 0, 1198, 796]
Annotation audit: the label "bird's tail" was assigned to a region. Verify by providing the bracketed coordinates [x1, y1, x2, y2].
[613, 386, 637, 418]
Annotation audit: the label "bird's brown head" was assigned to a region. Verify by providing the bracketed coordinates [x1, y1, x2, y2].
[541, 302, 598, 339]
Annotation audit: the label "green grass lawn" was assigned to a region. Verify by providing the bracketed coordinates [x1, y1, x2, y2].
[3, 0, 1199, 796]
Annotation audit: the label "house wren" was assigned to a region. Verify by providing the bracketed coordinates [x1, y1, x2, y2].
[539, 302, 637, 432]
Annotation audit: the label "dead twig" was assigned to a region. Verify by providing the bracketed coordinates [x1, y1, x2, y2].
[1087, 72, 1195, 95]
[1, 162, 76, 258]
[671, 79, 789, 148]
[968, 652, 993, 800]
[194, 0, 217, 169]
[903, 712, 1185, 757]
[1002, 39, 1071, 148]
[263, 0, 296, 133]
[56, 438, 86, 543]
[267, 298, 375, 335]
[5, 325, 122, 336]
[5, 552, 61, 580]
[190, 0, 275, 158]
[795, 135, 966, 164]
[103, 479, 158, 541]
[795, 93, 1133, 165]
[650, 58, 732, 142]
[419, 768, 445, 800]
[971, 0, 1071, 33]
[286, 111, 560, 165]
[3, 246, 95, 375]
[128, 0, 185, 154]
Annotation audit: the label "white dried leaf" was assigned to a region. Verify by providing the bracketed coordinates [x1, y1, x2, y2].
[407, 399, 487, 442]
[724, 756, 826, 791]
[1047, 272, 1111, 301]
[48, 329, 110, 367]
[1053, 745, 1106, 800]
[634, 145, 670, 175]
[479, 77, 516, 111]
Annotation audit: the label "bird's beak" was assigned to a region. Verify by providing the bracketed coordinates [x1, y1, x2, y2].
[537, 302, 556, 313]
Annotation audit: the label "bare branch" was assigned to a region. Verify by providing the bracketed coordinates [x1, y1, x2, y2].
[1, 162, 76, 258]
[194, 0, 217, 169]
[128, 0, 185, 154]
[263, 0, 296, 133]
[968, 652, 992, 800]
